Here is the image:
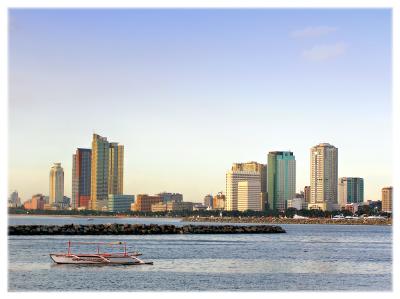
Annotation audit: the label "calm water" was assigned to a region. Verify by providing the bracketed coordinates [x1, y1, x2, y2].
[8, 216, 392, 291]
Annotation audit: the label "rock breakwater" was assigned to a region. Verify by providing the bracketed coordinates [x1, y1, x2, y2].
[8, 224, 286, 235]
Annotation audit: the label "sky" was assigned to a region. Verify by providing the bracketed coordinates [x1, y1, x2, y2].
[8, 9, 392, 203]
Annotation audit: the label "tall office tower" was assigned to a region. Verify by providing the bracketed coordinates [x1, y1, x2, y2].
[90, 134, 110, 210]
[309, 143, 338, 211]
[203, 194, 213, 208]
[49, 163, 64, 206]
[108, 142, 124, 195]
[381, 186, 393, 213]
[226, 170, 261, 211]
[8, 191, 21, 208]
[267, 151, 296, 211]
[304, 186, 311, 203]
[338, 177, 364, 208]
[231, 162, 267, 210]
[72, 148, 92, 209]
[238, 179, 262, 211]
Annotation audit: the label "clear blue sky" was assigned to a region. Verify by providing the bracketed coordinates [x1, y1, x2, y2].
[8, 9, 392, 202]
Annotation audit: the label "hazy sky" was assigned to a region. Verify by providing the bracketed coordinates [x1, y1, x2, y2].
[9, 9, 392, 202]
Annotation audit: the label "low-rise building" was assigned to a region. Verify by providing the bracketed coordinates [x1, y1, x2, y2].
[108, 194, 135, 212]
[156, 192, 183, 203]
[131, 194, 162, 212]
[213, 192, 226, 210]
[23, 194, 45, 210]
[193, 203, 208, 211]
[344, 203, 359, 214]
[151, 201, 194, 212]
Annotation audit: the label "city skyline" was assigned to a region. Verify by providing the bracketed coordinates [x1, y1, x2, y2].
[8, 9, 392, 202]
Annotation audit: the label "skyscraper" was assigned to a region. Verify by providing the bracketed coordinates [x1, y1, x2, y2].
[338, 177, 364, 208]
[108, 142, 124, 195]
[267, 151, 296, 211]
[381, 186, 393, 213]
[309, 143, 338, 211]
[90, 134, 109, 210]
[226, 170, 261, 211]
[90, 134, 124, 210]
[231, 162, 267, 209]
[72, 148, 92, 209]
[49, 163, 64, 206]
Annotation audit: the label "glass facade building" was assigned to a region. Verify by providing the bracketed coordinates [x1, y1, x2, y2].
[72, 148, 92, 209]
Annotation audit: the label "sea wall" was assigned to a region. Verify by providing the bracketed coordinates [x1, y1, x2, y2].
[183, 216, 392, 226]
[8, 224, 286, 235]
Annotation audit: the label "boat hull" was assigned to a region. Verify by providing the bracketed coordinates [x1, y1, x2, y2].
[50, 254, 151, 265]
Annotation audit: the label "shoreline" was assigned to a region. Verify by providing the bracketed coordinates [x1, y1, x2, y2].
[182, 216, 392, 226]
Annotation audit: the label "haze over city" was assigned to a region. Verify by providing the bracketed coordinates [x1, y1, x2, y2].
[8, 9, 391, 202]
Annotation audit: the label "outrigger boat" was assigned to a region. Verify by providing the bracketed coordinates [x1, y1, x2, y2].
[50, 241, 153, 265]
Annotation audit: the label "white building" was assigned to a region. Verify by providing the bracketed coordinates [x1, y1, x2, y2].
[287, 198, 307, 210]
[226, 170, 261, 211]
[309, 143, 338, 211]
[237, 180, 262, 211]
[49, 163, 64, 206]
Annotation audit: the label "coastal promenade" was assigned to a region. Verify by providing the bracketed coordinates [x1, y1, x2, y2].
[8, 223, 286, 235]
[183, 216, 392, 225]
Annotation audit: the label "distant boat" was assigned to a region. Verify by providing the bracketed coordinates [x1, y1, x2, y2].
[87, 218, 94, 221]
[50, 241, 153, 265]
[332, 214, 345, 219]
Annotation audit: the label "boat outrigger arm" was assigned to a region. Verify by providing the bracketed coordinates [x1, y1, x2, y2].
[50, 241, 153, 265]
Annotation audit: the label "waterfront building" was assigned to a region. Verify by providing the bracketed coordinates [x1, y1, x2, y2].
[232, 162, 267, 209]
[226, 170, 261, 211]
[90, 134, 110, 210]
[203, 194, 213, 208]
[8, 191, 21, 208]
[90, 134, 124, 210]
[338, 177, 364, 208]
[193, 203, 208, 211]
[267, 151, 296, 211]
[108, 142, 124, 195]
[49, 163, 64, 206]
[156, 192, 183, 203]
[287, 197, 307, 210]
[304, 186, 311, 203]
[131, 194, 162, 212]
[213, 192, 226, 210]
[108, 194, 135, 212]
[381, 186, 393, 213]
[23, 194, 45, 210]
[151, 201, 194, 212]
[237, 180, 262, 211]
[344, 203, 359, 214]
[72, 148, 92, 209]
[309, 143, 338, 211]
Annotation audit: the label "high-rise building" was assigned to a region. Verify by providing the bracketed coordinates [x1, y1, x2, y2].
[237, 180, 262, 211]
[309, 143, 338, 211]
[213, 192, 226, 210]
[304, 186, 311, 203]
[381, 186, 393, 213]
[232, 162, 267, 209]
[108, 142, 124, 195]
[90, 134, 110, 210]
[90, 134, 124, 210]
[338, 177, 364, 208]
[203, 194, 213, 208]
[267, 151, 296, 211]
[226, 170, 261, 211]
[72, 148, 92, 209]
[49, 163, 64, 206]
[8, 191, 21, 208]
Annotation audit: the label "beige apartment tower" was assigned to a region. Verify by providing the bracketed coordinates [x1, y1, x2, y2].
[238, 180, 262, 211]
[49, 163, 64, 206]
[381, 186, 393, 213]
[309, 143, 338, 211]
[90, 134, 124, 210]
[226, 170, 261, 211]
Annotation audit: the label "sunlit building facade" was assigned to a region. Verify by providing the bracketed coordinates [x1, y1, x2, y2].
[49, 163, 64, 206]
[72, 148, 92, 209]
[338, 177, 364, 208]
[226, 170, 261, 211]
[381, 186, 393, 213]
